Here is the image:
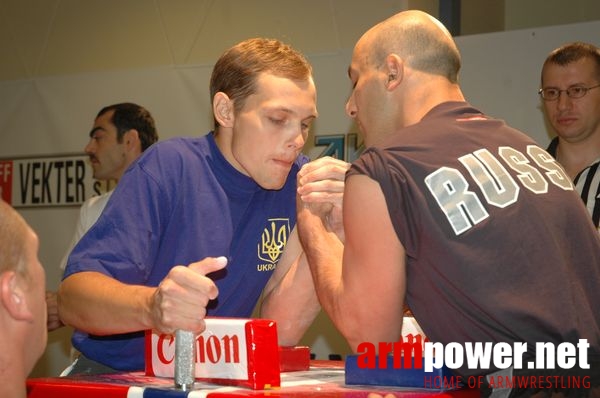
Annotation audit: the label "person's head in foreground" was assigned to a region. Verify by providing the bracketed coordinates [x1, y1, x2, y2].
[0, 199, 47, 397]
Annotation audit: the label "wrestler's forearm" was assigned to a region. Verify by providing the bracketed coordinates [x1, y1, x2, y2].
[296, 207, 351, 340]
[58, 271, 154, 335]
[260, 253, 321, 345]
[261, 228, 321, 345]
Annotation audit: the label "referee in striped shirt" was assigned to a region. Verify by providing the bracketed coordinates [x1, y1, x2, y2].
[540, 42, 600, 232]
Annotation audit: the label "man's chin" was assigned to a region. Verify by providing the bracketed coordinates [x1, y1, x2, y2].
[258, 177, 287, 191]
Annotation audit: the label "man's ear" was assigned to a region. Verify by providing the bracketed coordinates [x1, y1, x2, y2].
[123, 129, 141, 152]
[385, 54, 404, 90]
[0, 271, 33, 321]
[213, 92, 234, 128]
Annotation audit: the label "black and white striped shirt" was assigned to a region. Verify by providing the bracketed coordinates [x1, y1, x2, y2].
[548, 137, 600, 231]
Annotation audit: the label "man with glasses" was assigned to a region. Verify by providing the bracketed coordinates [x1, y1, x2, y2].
[540, 42, 600, 231]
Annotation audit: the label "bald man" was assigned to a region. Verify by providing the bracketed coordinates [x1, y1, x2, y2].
[297, 10, 600, 396]
[0, 200, 47, 397]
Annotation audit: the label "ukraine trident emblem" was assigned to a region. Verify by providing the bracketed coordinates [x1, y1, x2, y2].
[258, 218, 290, 264]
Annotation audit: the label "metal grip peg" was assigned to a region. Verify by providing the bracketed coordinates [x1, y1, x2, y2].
[175, 329, 196, 390]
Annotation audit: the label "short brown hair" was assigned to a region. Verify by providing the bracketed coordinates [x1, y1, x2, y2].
[209, 38, 313, 128]
[542, 42, 600, 83]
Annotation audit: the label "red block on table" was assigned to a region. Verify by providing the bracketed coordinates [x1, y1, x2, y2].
[279, 346, 310, 371]
[145, 318, 280, 389]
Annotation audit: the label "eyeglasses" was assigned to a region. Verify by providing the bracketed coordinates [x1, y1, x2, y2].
[538, 84, 600, 101]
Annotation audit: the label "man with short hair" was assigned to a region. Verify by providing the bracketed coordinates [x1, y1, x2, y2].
[58, 38, 347, 374]
[540, 42, 600, 231]
[47, 102, 159, 331]
[0, 199, 47, 397]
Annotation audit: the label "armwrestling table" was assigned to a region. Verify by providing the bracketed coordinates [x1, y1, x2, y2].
[27, 360, 480, 398]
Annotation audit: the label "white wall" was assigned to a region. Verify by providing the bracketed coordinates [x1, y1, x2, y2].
[457, 20, 600, 147]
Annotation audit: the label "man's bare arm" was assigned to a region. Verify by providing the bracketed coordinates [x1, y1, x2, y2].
[58, 257, 227, 335]
[297, 174, 406, 351]
[260, 228, 320, 345]
[260, 156, 350, 345]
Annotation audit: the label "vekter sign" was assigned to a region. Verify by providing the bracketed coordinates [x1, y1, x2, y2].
[0, 154, 112, 208]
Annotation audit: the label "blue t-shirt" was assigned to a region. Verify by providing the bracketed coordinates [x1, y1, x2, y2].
[63, 132, 308, 370]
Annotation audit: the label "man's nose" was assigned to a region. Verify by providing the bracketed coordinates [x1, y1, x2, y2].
[288, 129, 306, 150]
[345, 96, 357, 118]
[84, 139, 96, 154]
